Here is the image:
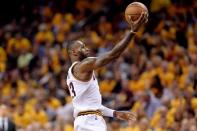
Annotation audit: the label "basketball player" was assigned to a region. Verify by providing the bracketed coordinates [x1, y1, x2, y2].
[66, 12, 148, 131]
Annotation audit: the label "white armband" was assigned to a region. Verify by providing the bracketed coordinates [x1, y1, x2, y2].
[100, 105, 115, 117]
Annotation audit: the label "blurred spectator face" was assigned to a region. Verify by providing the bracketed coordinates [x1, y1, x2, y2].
[130, 64, 139, 79]
[158, 106, 167, 118]
[183, 88, 193, 100]
[172, 86, 181, 99]
[110, 121, 120, 131]
[139, 118, 149, 131]
[151, 56, 162, 67]
[0, 105, 8, 117]
[48, 79, 56, 90]
[10, 69, 20, 83]
[175, 107, 184, 122]
[171, 122, 180, 131]
[35, 88, 46, 101]
[188, 118, 196, 128]
[146, 61, 153, 71]
[26, 125, 35, 131]
[26, 123, 42, 131]
[35, 103, 42, 112]
[161, 61, 168, 72]
[190, 126, 197, 131]
[15, 33, 22, 41]
[181, 119, 189, 130]
[158, 117, 166, 129]
[44, 122, 53, 131]
[161, 96, 170, 107]
[18, 105, 25, 115]
[136, 91, 149, 103]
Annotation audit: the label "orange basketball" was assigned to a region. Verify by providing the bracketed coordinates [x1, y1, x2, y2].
[125, 2, 148, 24]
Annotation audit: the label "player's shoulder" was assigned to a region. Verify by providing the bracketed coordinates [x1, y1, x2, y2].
[77, 57, 97, 66]
[82, 57, 97, 62]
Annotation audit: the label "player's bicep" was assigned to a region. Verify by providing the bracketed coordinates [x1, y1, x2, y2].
[77, 52, 115, 72]
[94, 52, 115, 68]
[77, 57, 97, 72]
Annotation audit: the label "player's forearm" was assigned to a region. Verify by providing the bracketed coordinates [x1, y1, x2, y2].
[109, 31, 135, 58]
[100, 106, 129, 119]
[100, 105, 115, 117]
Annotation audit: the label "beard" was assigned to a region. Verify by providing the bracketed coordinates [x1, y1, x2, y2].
[79, 52, 89, 61]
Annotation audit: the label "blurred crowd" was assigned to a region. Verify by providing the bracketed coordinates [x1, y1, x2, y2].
[0, 0, 197, 131]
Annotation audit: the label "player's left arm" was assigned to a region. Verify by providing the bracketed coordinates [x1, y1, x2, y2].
[100, 105, 137, 122]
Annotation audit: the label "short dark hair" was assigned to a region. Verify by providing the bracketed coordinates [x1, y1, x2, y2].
[66, 40, 78, 54]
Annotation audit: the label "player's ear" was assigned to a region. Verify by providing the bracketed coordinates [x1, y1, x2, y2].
[71, 49, 78, 56]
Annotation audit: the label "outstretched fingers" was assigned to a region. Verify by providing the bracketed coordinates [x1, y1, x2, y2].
[127, 112, 137, 121]
[130, 11, 148, 31]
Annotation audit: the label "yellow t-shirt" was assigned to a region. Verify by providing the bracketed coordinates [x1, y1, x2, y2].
[178, 74, 187, 88]
[19, 38, 31, 51]
[0, 62, 6, 72]
[100, 80, 116, 93]
[35, 31, 45, 42]
[124, 126, 152, 131]
[2, 83, 11, 97]
[0, 47, 7, 62]
[128, 79, 145, 92]
[170, 98, 186, 109]
[132, 101, 141, 112]
[154, 128, 167, 131]
[151, 0, 171, 12]
[13, 112, 32, 128]
[166, 108, 176, 126]
[49, 97, 61, 109]
[45, 31, 54, 43]
[191, 98, 197, 109]
[52, 13, 63, 26]
[25, 98, 37, 114]
[17, 80, 28, 97]
[151, 113, 161, 127]
[64, 124, 74, 131]
[32, 110, 48, 126]
[7, 38, 19, 54]
[160, 71, 175, 87]
[56, 31, 65, 43]
[124, 126, 139, 131]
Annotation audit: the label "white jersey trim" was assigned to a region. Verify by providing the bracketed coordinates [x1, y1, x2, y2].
[69, 61, 94, 83]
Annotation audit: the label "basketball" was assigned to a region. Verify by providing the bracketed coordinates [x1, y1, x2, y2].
[125, 2, 148, 24]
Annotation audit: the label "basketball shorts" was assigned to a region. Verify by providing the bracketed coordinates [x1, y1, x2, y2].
[74, 114, 107, 131]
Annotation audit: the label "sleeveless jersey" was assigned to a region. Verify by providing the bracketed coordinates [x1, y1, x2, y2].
[66, 61, 102, 117]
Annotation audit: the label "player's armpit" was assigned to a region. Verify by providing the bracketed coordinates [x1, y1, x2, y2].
[75, 57, 97, 73]
[76, 52, 117, 73]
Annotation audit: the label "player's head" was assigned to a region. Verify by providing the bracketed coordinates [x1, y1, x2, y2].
[67, 40, 90, 61]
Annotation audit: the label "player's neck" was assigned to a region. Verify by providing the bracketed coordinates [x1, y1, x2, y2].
[70, 56, 80, 63]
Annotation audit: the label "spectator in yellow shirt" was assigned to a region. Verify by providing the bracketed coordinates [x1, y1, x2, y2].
[13, 105, 32, 128]
[32, 103, 48, 126]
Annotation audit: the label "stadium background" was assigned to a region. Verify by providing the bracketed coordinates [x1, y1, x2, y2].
[0, 0, 197, 130]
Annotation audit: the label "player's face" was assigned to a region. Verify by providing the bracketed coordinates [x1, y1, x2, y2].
[77, 41, 91, 60]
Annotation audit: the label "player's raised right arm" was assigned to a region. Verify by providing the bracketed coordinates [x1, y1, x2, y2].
[77, 12, 148, 73]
